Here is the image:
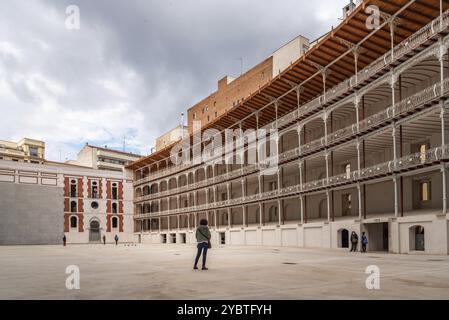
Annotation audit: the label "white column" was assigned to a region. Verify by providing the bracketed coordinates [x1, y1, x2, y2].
[357, 183, 362, 220]
[300, 195, 304, 224]
[393, 176, 399, 217]
[442, 165, 447, 214]
[392, 124, 397, 169]
[326, 190, 331, 222]
[278, 199, 283, 225]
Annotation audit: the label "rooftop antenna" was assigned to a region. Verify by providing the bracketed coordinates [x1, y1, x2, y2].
[181, 112, 184, 139]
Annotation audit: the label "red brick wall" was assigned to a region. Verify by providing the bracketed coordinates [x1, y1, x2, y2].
[106, 181, 111, 199]
[106, 214, 111, 232]
[77, 214, 84, 232]
[119, 215, 124, 232]
[77, 178, 83, 198]
[64, 214, 70, 232]
[87, 179, 91, 198]
[64, 177, 69, 197]
[118, 201, 123, 214]
[78, 199, 84, 213]
[118, 181, 123, 200]
[64, 198, 69, 212]
[98, 180, 103, 199]
[106, 200, 111, 214]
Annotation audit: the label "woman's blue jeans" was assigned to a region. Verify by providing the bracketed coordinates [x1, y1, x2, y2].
[194, 242, 208, 267]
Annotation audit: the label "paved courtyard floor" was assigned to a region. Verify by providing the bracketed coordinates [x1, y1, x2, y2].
[0, 244, 449, 299]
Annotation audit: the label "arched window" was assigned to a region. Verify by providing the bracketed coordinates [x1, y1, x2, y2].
[112, 217, 118, 229]
[70, 216, 78, 229]
[70, 201, 77, 213]
[112, 183, 118, 199]
[92, 181, 98, 199]
[112, 202, 118, 214]
[70, 179, 77, 197]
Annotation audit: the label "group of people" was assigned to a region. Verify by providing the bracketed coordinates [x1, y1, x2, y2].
[350, 231, 368, 252]
[62, 234, 120, 246]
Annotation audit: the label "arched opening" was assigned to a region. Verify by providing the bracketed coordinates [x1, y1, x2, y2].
[112, 203, 118, 214]
[409, 225, 425, 251]
[70, 201, 77, 213]
[70, 216, 78, 229]
[337, 229, 349, 248]
[89, 220, 101, 243]
[112, 183, 118, 199]
[112, 217, 118, 229]
[70, 179, 77, 197]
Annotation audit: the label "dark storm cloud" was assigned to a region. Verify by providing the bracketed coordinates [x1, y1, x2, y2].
[0, 0, 347, 160]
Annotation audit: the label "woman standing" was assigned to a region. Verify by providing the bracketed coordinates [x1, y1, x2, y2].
[194, 219, 211, 270]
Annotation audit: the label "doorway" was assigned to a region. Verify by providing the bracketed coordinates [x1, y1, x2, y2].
[364, 222, 389, 252]
[220, 232, 226, 245]
[89, 220, 101, 243]
[410, 226, 425, 251]
[338, 229, 349, 248]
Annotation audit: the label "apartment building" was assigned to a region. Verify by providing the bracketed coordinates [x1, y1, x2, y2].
[68, 143, 142, 172]
[187, 35, 310, 132]
[0, 138, 45, 164]
[0, 159, 134, 245]
[155, 125, 189, 152]
[129, 0, 449, 255]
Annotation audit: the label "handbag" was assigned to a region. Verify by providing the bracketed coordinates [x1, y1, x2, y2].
[198, 228, 212, 249]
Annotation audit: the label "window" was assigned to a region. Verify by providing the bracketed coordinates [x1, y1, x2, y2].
[70, 201, 77, 213]
[92, 181, 98, 198]
[112, 202, 118, 214]
[12, 159, 19, 162]
[112, 217, 118, 228]
[70, 216, 77, 229]
[70, 216, 77, 228]
[29, 147, 38, 157]
[193, 113, 197, 119]
[207, 116, 210, 122]
[420, 181, 431, 202]
[269, 181, 277, 191]
[70, 180, 77, 197]
[112, 183, 118, 199]
[91, 201, 99, 209]
[215, 111, 218, 118]
[221, 192, 227, 201]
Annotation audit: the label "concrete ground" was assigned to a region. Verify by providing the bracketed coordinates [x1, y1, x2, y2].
[0, 244, 449, 299]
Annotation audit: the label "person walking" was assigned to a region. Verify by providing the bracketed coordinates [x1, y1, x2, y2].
[114, 234, 119, 246]
[361, 232, 368, 253]
[350, 231, 358, 252]
[194, 219, 211, 270]
[63, 235, 67, 247]
[103, 235, 106, 245]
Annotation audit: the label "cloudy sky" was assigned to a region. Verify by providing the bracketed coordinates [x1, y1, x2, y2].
[0, 0, 348, 161]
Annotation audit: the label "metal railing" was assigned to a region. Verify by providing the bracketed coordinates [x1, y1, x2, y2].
[136, 143, 448, 218]
[134, 9, 449, 187]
